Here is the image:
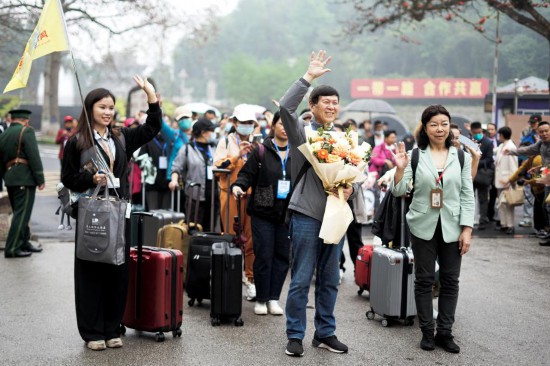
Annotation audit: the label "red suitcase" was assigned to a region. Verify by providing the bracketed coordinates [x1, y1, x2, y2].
[355, 244, 374, 295]
[121, 212, 184, 342]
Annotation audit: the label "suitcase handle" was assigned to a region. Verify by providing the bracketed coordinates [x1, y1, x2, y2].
[212, 168, 231, 231]
[186, 183, 201, 226]
[130, 211, 153, 319]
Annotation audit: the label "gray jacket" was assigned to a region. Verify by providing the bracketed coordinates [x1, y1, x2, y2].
[279, 78, 358, 222]
[511, 140, 550, 166]
[171, 143, 211, 201]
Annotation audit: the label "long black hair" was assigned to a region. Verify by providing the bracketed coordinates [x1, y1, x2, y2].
[75, 88, 119, 151]
[268, 111, 281, 138]
[416, 105, 453, 150]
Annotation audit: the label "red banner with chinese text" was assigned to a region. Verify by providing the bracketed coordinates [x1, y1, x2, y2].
[351, 78, 490, 99]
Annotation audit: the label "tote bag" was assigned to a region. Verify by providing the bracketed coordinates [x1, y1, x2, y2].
[76, 185, 128, 265]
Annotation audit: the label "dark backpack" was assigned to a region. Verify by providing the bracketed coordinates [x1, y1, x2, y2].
[371, 147, 465, 247]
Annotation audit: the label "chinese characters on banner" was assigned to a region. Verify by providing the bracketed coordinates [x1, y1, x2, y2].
[351, 78, 490, 99]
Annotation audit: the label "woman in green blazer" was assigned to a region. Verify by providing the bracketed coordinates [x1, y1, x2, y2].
[391, 105, 475, 354]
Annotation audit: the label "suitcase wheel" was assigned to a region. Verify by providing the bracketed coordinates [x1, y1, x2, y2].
[211, 317, 221, 327]
[119, 325, 126, 336]
[155, 332, 165, 342]
[381, 319, 389, 327]
[366, 311, 375, 320]
[197, 298, 203, 306]
[405, 318, 414, 326]
[172, 328, 183, 338]
[233, 317, 244, 327]
[188, 298, 195, 307]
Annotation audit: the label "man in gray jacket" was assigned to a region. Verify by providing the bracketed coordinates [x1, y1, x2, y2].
[280, 50, 357, 357]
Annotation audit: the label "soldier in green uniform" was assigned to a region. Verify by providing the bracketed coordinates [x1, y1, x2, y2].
[0, 109, 45, 258]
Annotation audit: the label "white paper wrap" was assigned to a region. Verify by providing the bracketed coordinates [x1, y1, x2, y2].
[297, 129, 370, 244]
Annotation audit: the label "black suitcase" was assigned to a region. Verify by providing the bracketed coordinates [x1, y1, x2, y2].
[185, 171, 234, 307]
[186, 232, 233, 306]
[210, 241, 243, 326]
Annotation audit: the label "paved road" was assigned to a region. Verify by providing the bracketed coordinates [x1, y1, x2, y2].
[1, 191, 549, 365]
[1, 144, 547, 365]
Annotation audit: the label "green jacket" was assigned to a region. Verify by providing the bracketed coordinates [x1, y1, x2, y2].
[391, 146, 475, 243]
[0, 123, 45, 187]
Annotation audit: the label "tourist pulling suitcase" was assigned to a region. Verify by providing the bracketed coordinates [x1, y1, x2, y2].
[355, 244, 374, 295]
[121, 212, 184, 342]
[210, 193, 245, 326]
[367, 197, 416, 327]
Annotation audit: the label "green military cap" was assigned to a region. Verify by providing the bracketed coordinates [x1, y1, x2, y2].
[8, 109, 32, 120]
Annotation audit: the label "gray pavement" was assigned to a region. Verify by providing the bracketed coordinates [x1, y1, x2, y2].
[1, 205, 549, 365]
[1, 149, 549, 365]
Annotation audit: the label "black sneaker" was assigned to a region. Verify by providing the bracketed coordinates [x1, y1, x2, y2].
[285, 338, 304, 357]
[312, 334, 348, 354]
[435, 333, 460, 353]
[420, 332, 435, 351]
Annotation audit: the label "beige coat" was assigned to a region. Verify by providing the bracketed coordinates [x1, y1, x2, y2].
[494, 140, 518, 189]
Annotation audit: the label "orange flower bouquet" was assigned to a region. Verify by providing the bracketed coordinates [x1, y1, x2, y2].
[298, 127, 372, 244]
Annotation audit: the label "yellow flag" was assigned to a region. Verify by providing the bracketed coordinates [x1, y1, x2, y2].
[3, 0, 69, 93]
[3, 44, 33, 93]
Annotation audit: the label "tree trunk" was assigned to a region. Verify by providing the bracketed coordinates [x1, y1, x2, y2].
[41, 53, 61, 135]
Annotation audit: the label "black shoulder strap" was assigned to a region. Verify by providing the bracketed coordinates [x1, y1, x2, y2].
[457, 148, 465, 170]
[257, 143, 265, 170]
[292, 161, 311, 189]
[411, 148, 419, 186]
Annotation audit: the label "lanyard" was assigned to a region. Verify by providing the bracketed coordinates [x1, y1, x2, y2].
[193, 141, 213, 163]
[153, 137, 167, 155]
[272, 141, 289, 180]
[436, 167, 447, 187]
[236, 134, 247, 160]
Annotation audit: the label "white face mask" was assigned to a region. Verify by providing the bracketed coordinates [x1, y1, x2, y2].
[236, 125, 254, 136]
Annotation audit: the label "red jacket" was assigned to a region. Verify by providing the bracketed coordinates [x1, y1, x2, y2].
[55, 128, 71, 160]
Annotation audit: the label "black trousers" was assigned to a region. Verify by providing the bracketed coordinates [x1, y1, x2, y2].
[474, 183, 490, 223]
[487, 184, 498, 221]
[5, 186, 35, 256]
[411, 220, 462, 335]
[345, 220, 363, 271]
[74, 219, 131, 342]
[533, 191, 548, 231]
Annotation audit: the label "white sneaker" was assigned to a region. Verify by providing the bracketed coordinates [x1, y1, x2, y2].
[254, 301, 268, 315]
[246, 283, 256, 301]
[86, 340, 106, 351]
[267, 300, 284, 315]
[106, 338, 123, 348]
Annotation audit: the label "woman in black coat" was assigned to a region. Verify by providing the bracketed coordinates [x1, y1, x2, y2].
[232, 112, 291, 316]
[61, 76, 161, 351]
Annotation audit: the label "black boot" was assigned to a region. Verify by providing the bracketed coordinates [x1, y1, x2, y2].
[435, 333, 460, 353]
[420, 331, 435, 351]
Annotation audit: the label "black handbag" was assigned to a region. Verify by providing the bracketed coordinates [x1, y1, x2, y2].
[474, 167, 494, 186]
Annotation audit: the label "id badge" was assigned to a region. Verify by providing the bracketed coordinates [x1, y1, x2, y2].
[277, 179, 291, 199]
[159, 156, 168, 169]
[430, 188, 443, 208]
[207, 165, 213, 181]
[107, 176, 121, 189]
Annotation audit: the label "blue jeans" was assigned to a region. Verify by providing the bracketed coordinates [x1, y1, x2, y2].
[251, 216, 290, 302]
[285, 213, 344, 340]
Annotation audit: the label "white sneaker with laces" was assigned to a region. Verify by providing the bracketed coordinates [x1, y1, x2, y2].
[267, 300, 284, 315]
[246, 283, 256, 301]
[254, 301, 268, 315]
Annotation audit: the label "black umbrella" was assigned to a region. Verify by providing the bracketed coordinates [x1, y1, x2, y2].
[344, 99, 397, 121]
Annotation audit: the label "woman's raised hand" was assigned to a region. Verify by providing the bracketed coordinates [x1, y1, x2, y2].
[303, 50, 332, 83]
[391, 142, 409, 170]
[133, 75, 158, 103]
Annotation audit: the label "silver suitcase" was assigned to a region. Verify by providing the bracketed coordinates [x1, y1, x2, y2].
[367, 198, 416, 327]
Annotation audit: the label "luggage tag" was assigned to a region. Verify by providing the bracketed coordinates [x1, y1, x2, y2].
[277, 179, 290, 199]
[158, 156, 168, 169]
[207, 165, 214, 181]
[430, 188, 443, 208]
[107, 174, 120, 189]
